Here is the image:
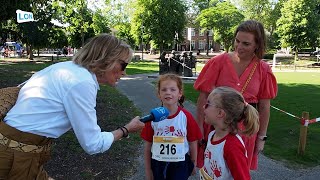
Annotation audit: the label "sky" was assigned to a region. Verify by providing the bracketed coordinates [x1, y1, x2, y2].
[87, 0, 106, 11]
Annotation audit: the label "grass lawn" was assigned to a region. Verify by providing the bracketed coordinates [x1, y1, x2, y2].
[266, 72, 320, 167]
[126, 61, 159, 74]
[184, 72, 320, 168]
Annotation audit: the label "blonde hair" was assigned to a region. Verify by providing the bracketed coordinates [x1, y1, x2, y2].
[72, 33, 133, 76]
[157, 73, 185, 107]
[209, 86, 259, 136]
[234, 20, 266, 59]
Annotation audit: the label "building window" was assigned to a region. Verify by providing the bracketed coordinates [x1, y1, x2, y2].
[191, 28, 195, 36]
[183, 29, 187, 36]
[191, 40, 195, 50]
[199, 40, 205, 50]
[208, 30, 213, 36]
[199, 29, 204, 36]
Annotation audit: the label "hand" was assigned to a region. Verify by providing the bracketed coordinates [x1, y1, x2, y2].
[125, 116, 145, 133]
[254, 138, 265, 155]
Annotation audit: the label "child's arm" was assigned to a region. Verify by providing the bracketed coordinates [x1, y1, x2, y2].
[189, 140, 198, 174]
[225, 139, 250, 180]
[144, 141, 153, 180]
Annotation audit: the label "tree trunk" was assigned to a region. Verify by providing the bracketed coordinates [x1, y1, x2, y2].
[206, 30, 209, 56]
[27, 44, 33, 60]
[294, 50, 299, 62]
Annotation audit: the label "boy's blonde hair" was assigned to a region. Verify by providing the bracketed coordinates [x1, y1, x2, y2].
[209, 86, 259, 136]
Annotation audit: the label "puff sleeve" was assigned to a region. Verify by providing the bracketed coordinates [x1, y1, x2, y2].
[194, 54, 224, 93]
[258, 62, 278, 99]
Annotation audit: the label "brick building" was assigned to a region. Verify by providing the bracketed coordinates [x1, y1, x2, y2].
[176, 28, 221, 52]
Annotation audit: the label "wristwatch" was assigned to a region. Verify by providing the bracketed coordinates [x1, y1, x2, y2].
[258, 135, 267, 141]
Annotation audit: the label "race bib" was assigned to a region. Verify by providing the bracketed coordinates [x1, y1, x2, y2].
[152, 136, 185, 162]
[199, 167, 213, 180]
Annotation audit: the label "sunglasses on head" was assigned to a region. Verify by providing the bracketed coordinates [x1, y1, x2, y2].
[119, 60, 128, 71]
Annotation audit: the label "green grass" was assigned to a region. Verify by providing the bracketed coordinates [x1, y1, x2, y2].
[266, 72, 320, 167]
[126, 61, 159, 75]
[184, 72, 320, 168]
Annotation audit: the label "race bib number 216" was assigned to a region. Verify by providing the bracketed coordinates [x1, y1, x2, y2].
[152, 136, 185, 162]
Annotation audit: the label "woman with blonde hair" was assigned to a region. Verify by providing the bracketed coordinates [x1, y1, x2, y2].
[0, 34, 145, 179]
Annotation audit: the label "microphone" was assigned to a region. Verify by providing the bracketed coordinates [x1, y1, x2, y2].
[140, 107, 169, 123]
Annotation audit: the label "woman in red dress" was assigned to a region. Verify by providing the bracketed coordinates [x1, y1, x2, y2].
[194, 20, 278, 170]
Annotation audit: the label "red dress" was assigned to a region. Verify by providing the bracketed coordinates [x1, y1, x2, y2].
[194, 53, 278, 170]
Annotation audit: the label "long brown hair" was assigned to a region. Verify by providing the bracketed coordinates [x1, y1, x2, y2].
[234, 20, 266, 59]
[209, 86, 259, 136]
[73, 34, 133, 76]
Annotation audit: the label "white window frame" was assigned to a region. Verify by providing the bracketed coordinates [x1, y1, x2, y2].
[199, 40, 205, 50]
[199, 29, 204, 36]
[191, 28, 195, 36]
[191, 40, 195, 50]
[209, 40, 213, 49]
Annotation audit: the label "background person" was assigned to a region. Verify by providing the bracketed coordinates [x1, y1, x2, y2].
[194, 20, 278, 170]
[200, 86, 259, 180]
[0, 34, 145, 180]
[141, 74, 202, 180]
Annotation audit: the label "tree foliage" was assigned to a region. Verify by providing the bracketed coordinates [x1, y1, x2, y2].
[276, 0, 320, 51]
[91, 9, 111, 35]
[238, 0, 272, 28]
[197, 1, 244, 51]
[0, 0, 47, 23]
[52, 0, 97, 47]
[131, 0, 187, 53]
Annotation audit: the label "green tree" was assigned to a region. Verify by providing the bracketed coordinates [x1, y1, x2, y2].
[12, 1, 65, 59]
[238, 0, 272, 27]
[276, 0, 320, 60]
[193, 0, 222, 55]
[0, 0, 47, 23]
[104, 0, 136, 47]
[197, 1, 244, 51]
[115, 23, 136, 49]
[91, 9, 111, 34]
[131, 0, 187, 53]
[237, 0, 286, 50]
[52, 0, 96, 47]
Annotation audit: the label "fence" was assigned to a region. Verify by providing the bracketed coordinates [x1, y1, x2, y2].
[270, 105, 319, 155]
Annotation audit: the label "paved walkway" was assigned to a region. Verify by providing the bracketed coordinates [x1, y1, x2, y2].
[116, 73, 319, 180]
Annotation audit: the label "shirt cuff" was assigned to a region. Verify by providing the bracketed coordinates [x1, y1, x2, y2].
[101, 132, 115, 153]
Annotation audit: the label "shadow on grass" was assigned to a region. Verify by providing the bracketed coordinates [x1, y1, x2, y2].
[266, 83, 320, 168]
